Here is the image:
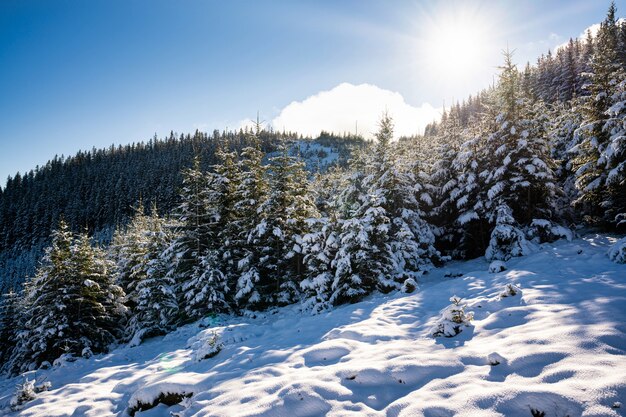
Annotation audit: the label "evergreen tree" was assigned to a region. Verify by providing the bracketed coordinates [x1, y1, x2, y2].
[430, 107, 466, 256]
[300, 216, 340, 312]
[169, 156, 213, 322]
[364, 114, 438, 283]
[181, 146, 239, 319]
[10, 221, 126, 373]
[332, 196, 390, 304]
[0, 289, 19, 370]
[484, 51, 556, 226]
[248, 147, 318, 307]
[110, 202, 150, 311]
[572, 2, 626, 227]
[125, 208, 178, 346]
[234, 135, 269, 308]
[549, 101, 584, 223]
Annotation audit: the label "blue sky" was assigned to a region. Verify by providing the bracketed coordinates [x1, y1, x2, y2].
[0, 0, 623, 186]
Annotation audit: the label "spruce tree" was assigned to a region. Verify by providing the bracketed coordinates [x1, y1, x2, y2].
[234, 135, 268, 309]
[248, 147, 318, 307]
[0, 289, 19, 370]
[300, 216, 340, 312]
[364, 114, 438, 284]
[169, 156, 213, 322]
[110, 202, 150, 311]
[484, 51, 556, 226]
[125, 208, 178, 346]
[572, 2, 626, 227]
[10, 221, 126, 373]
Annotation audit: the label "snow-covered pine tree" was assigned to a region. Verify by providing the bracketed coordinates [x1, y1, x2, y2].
[211, 145, 243, 302]
[449, 124, 490, 258]
[482, 51, 558, 253]
[181, 145, 238, 319]
[301, 167, 346, 312]
[572, 3, 626, 227]
[234, 134, 268, 309]
[364, 113, 439, 286]
[430, 105, 466, 256]
[576, 29, 595, 97]
[300, 215, 340, 312]
[248, 147, 318, 307]
[603, 76, 626, 228]
[110, 202, 150, 311]
[9, 220, 73, 372]
[317, 150, 379, 305]
[485, 204, 532, 261]
[549, 101, 584, 223]
[558, 38, 578, 103]
[169, 156, 214, 323]
[125, 207, 178, 346]
[331, 191, 390, 305]
[68, 232, 127, 353]
[10, 221, 126, 373]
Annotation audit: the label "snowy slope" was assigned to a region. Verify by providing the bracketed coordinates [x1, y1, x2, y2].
[265, 140, 341, 172]
[1, 235, 625, 417]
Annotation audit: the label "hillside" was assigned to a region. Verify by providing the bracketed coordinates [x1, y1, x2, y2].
[0, 131, 363, 291]
[1, 234, 624, 417]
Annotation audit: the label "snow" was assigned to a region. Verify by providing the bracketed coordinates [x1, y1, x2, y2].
[608, 237, 626, 264]
[489, 260, 507, 273]
[2, 235, 626, 416]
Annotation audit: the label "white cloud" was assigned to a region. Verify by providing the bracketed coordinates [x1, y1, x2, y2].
[555, 19, 624, 52]
[271, 83, 441, 139]
[555, 23, 599, 52]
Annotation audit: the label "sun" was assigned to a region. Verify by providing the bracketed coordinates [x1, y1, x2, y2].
[417, 7, 495, 87]
[425, 21, 486, 73]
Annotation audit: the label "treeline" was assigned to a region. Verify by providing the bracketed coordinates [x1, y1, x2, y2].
[0, 129, 286, 251]
[0, 129, 362, 291]
[0, 3, 624, 376]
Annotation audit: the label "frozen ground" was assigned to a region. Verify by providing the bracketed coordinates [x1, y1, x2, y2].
[1, 234, 625, 417]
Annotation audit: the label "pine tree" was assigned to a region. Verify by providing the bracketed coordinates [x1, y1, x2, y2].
[449, 120, 491, 257]
[364, 114, 438, 284]
[0, 289, 20, 370]
[248, 147, 318, 307]
[484, 51, 556, 226]
[548, 101, 584, 223]
[234, 134, 268, 309]
[69, 232, 127, 353]
[169, 156, 213, 322]
[301, 167, 346, 312]
[125, 208, 178, 346]
[603, 77, 626, 228]
[430, 106, 466, 256]
[300, 216, 340, 312]
[181, 145, 238, 319]
[10, 221, 126, 373]
[558, 39, 578, 102]
[485, 204, 531, 261]
[110, 202, 150, 311]
[331, 192, 390, 304]
[572, 2, 626, 227]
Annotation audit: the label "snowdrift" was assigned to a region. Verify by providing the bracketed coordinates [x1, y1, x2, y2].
[1, 234, 625, 416]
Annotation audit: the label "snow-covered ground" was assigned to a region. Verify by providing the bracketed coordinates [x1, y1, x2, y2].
[1, 235, 625, 417]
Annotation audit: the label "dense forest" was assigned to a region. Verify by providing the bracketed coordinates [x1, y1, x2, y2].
[0, 129, 364, 292]
[0, 4, 624, 375]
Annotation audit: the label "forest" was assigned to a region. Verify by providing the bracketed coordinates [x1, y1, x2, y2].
[0, 4, 624, 376]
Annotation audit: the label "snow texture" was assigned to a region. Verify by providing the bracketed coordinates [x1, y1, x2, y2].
[608, 237, 626, 264]
[489, 260, 507, 273]
[1, 235, 625, 417]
